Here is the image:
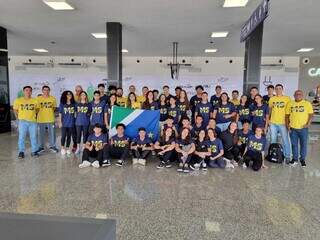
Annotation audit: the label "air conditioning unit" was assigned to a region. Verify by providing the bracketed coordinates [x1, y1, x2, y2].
[57, 62, 88, 68]
[260, 63, 284, 70]
[21, 62, 54, 68]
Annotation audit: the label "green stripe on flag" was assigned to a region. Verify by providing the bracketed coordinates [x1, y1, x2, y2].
[110, 106, 135, 129]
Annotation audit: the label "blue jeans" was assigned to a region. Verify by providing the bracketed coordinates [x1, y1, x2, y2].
[270, 123, 291, 159]
[217, 122, 231, 132]
[289, 128, 308, 161]
[18, 120, 38, 153]
[38, 123, 56, 148]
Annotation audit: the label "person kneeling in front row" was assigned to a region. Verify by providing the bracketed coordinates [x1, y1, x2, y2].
[104, 123, 130, 167]
[206, 128, 226, 169]
[79, 124, 108, 168]
[131, 127, 153, 166]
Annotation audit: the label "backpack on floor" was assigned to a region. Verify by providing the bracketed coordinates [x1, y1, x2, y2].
[266, 143, 284, 164]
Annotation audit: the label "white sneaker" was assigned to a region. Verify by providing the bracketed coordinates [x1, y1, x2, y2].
[232, 160, 238, 167]
[139, 159, 146, 166]
[66, 149, 71, 155]
[242, 163, 247, 169]
[75, 147, 80, 155]
[152, 150, 156, 156]
[132, 158, 139, 165]
[79, 160, 91, 168]
[193, 163, 200, 170]
[225, 159, 234, 169]
[61, 149, 66, 155]
[92, 161, 100, 168]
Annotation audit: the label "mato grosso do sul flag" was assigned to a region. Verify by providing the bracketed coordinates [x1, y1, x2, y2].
[109, 106, 160, 141]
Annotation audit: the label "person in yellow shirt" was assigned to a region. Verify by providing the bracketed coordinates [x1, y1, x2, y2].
[36, 85, 58, 153]
[268, 84, 291, 161]
[136, 86, 148, 104]
[116, 87, 127, 107]
[285, 90, 313, 167]
[74, 85, 83, 103]
[230, 90, 240, 106]
[126, 92, 141, 109]
[13, 86, 39, 158]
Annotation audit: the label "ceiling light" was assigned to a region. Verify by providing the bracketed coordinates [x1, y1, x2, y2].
[91, 33, 107, 39]
[43, 0, 74, 10]
[297, 48, 314, 52]
[122, 49, 128, 53]
[205, 49, 217, 53]
[211, 32, 229, 38]
[223, 0, 249, 8]
[33, 49, 49, 53]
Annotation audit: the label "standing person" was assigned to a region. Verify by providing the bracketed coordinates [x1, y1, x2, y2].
[159, 94, 168, 128]
[263, 85, 275, 105]
[74, 85, 83, 103]
[75, 91, 91, 154]
[142, 91, 159, 110]
[206, 128, 226, 169]
[191, 129, 209, 170]
[247, 87, 259, 107]
[210, 85, 222, 107]
[236, 95, 251, 129]
[175, 128, 195, 173]
[162, 85, 173, 105]
[167, 96, 181, 127]
[126, 92, 141, 109]
[243, 126, 268, 171]
[177, 89, 190, 120]
[90, 91, 108, 133]
[213, 92, 236, 132]
[194, 92, 213, 127]
[128, 85, 136, 94]
[285, 90, 314, 167]
[58, 91, 76, 155]
[175, 86, 182, 99]
[190, 85, 204, 123]
[269, 84, 291, 162]
[105, 123, 130, 167]
[220, 122, 240, 165]
[251, 94, 269, 133]
[116, 87, 127, 107]
[36, 85, 58, 153]
[131, 127, 153, 166]
[154, 127, 176, 169]
[153, 89, 159, 101]
[13, 86, 39, 158]
[230, 90, 240, 106]
[137, 86, 149, 105]
[98, 83, 108, 103]
[105, 94, 118, 128]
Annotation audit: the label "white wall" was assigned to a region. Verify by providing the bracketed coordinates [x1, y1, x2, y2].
[8, 56, 300, 103]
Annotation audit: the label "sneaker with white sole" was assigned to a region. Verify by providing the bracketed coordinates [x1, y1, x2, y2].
[157, 161, 165, 169]
[201, 162, 207, 171]
[61, 149, 66, 155]
[290, 160, 298, 167]
[242, 163, 247, 169]
[92, 161, 100, 168]
[139, 159, 146, 166]
[79, 160, 91, 168]
[102, 159, 111, 167]
[165, 161, 172, 168]
[177, 163, 184, 172]
[183, 164, 190, 173]
[49, 147, 59, 153]
[232, 160, 238, 167]
[66, 149, 72, 155]
[132, 158, 139, 165]
[116, 160, 124, 167]
[300, 160, 306, 168]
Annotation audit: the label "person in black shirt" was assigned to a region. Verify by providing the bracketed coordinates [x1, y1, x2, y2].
[247, 86, 259, 107]
[210, 85, 222, 107]
[262, 85, 275, 105]
[177, 89, 190, 121]
[153, 89, 159, 102]
[142, 91, 159, 110]
[98, 83, 108, 103]
[175, 86, 182, 99]
[163, 85, 173, 105]
[190, 85, 203, 123]
[191, 129, 209, 170]
[154, 127, 176, 169]
[191, 115, 205, 140]
[220, 121, 240, 166]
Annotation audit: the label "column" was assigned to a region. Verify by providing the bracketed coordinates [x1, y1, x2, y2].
[106, 22, 122, 87]
[0, 26, 11, 133]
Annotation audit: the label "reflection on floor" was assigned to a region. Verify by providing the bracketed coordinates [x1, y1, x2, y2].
[0, 128, 320, 240]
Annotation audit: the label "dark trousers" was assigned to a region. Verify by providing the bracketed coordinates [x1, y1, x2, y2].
[105, 145, 129, 160]
[191, 154, 206, 165]
[157, 150, 174, 163]
[61, 127, 74, 147]
[178, 153, 192, 164]
[224, 146, 240, 162]
[82, 145, 108, 165]
[132, 148, 151, 159]
[244, 150, 263, 171]
[238, 144, 246, 157]
[76, 125, 89, 144]
[207, 157, 226, 168]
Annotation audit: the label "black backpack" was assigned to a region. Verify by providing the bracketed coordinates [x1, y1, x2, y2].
[267, 143, 284, 163]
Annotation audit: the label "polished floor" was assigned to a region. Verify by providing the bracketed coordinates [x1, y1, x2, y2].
[1, 127, 320, 240]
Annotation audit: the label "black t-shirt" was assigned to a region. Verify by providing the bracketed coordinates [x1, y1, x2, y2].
[219, 130, 238, 151]
[159, 104, 168, 122]
[195, 139, 208, 152]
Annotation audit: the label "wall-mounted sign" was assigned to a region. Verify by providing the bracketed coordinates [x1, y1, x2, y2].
[308, 68, 320, 77]
[240, 0, 270, 42]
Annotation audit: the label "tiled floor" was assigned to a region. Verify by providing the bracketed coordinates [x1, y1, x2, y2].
[0, 126, 320, 240]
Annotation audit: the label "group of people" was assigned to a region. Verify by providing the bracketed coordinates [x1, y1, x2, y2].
[13, 82, 314, 172]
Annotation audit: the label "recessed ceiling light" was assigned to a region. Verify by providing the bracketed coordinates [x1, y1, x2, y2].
[91, 33, 107, 39]
[122, 49, 128, 53]
[205, 49, 217, 53]
[33, 49, 49, 53]
[297, 48, 314, 52]
[211, 32, 229, 38]
[43, 0, 75, 10]
[223, 0, 249, 8]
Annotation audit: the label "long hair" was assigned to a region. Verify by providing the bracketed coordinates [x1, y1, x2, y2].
[227, 121, 239, 145]
[60, 90, 75, 105]
[240, 94, 249, 108]
[178, 89, 190, 110]
[142, 90, 154, 109]
[127, 92, 137, 108]
[161, 127, 174, 143]
[218, 92, 230, 107]
[79, 91, 88, 103]
[159, 94, 167, 105]
[108, 93, 118, 106]
[179, 127, 191, 142]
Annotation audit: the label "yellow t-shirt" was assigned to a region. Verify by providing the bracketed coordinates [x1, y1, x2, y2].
[230, 99, 240, 106]
[36, 95, 57, 123]
[126, 101, 141, 109]
[269, 95, 291, 124]
[286, 100, 314, 129]
[13, 97, 39, 122]
[136, 95, 145, 104]
[117, 96, 127, 107]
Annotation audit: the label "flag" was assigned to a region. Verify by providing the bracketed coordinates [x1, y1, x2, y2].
[109, 106, 160, 141]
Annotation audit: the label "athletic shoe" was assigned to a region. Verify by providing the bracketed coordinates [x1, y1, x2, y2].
[165, 161, 172, 168]
[37, 147, 45, 154]
[92, 161, 100, 168]
[152, 150, 156, 156]
[61, 149, 66, 155]
[289, 159, 298, 167]
[66, 149, 72, 155]
[202, 162, 207, 171]
[232, 160, 238, 167]
[132, 158, 139, 165]
[225, 158, 235, 169]
[74, 147, 81, 155]
[183, 164, 190, 173]
[18, 152, 25, 159]
[285, 158, 291, 164]
[102, 159, 111, 167]
[79, 160, 91, 168]
[139, 159, 146, 166]
[177, 163, 184, 172]
[242, 163, 247, 169]
[300, 160, 306, 168]
[49, 147, 59, 153]
[194, 163, 200, 170]
[31, 152, 40, 158]
[116, 160, 124, 167]
[157, 161, 165, 169]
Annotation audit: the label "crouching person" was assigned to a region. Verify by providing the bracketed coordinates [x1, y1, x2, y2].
[79, 124, 108, 168]
[105, 123, 130, 167]
[155, 127, 176, 169]
[206, 128, 226, 169]
[131, 127, 153, 166]
[243, 126, 268, 171]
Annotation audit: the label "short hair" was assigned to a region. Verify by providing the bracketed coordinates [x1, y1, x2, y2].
[153, 89, 159, 94]
[181, 116, 190, 122]
[195, 85, 204, 91]
[93, 90, 100, 95]
[142, 86, 148, 90]
[167, 116, 174, 120]
[23, 86, 32, 90]
[98, 83, 105, 88]
[215, 85, 222, 90]
[42, 85, 50, 90]
[117, 87, 123, 91]
[267, 85, 274, 90]
[108, 85, 117, 91]
[116, 123, 126, 129]
[163, 85, 169, 89]
[242, 119, 251, 125]
[202, 91, 208, 95]
[94, 123, 103, 129]
[232, 90, 239, 94]
[169, 96, 177, 101]
[138, 127, 146, 132]
[196, 114, 203, 119]
[175, 86, 182, 91]
[275, 84, 283, 89]
[250, 86, 258, 91]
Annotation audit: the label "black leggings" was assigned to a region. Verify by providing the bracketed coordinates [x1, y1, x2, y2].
[82, 145, 108, 165]
[244, 150, 263, 171]
[76, 125, 89, 144]
[157, 150, 174, 163]
[105, 145, 129, 160]
[132, 148, 151, 159]
[224, 146, 240, 162]
[61, 127, 74, 147]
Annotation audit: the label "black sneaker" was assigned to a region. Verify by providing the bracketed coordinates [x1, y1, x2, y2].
[300, 160, 306, 168]
[37, 147, 45, 154]
[18, 152, 25, 159]
[183, 164, 190, 173]
[102, 159, 111, 167]
[116, 160, 124, 167]
[177, 163, 184, 172]
[49, 147, 59, 153]
[165, 161, 172, 168]
[31, 152, 40, 158]
[289, 159, 298, 167]
[157, 161, 165, 169]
